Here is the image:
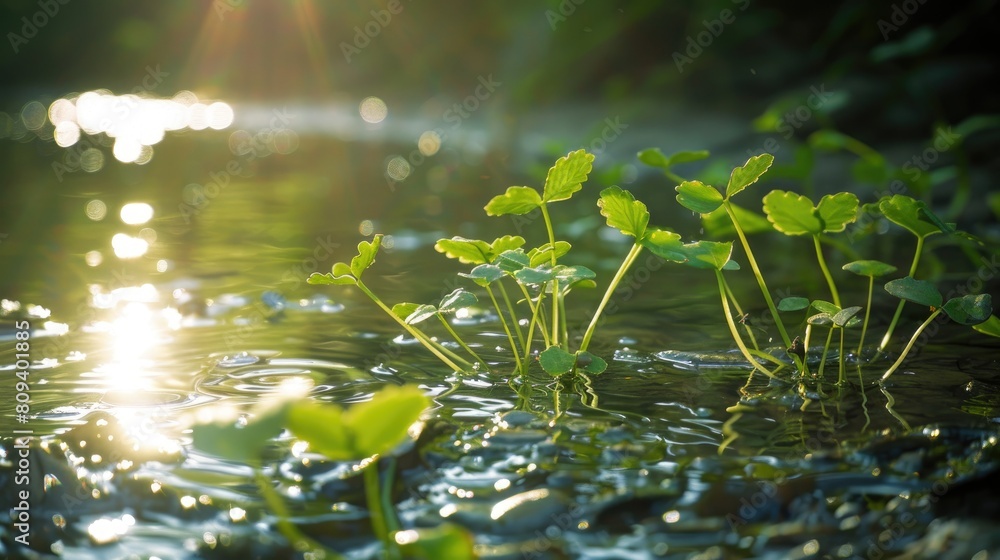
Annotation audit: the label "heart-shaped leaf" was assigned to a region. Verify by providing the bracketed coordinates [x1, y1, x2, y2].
[879, 195, 951, 239]
[675, 180, 724, 215]
[542, 149, 594, 203]
[439, 288, 478, 313]
[942, 294, 992, 325]
[640, 229, 686, 263]
[726, 154, 774, 199]
[637, 147, 709, 170]
[495, 249, 530, 273]
[343, 385, 429, 458]
[485, 186, 542, 216]
[539, 346, 576, 376]
[842, 260, 897, 278]
[816, 192, 859, 232]
[527, 241, 571, 267]
[777, 297, 810, 311]
[597, 186, 649, 239]
[575, 351, 608, 374]
[762, 190, 822, 235]
[434, 237, 494, 264]
[350, 235, 383, 280]
[884, 276, 942, 308]
[832, 306, 863, 327]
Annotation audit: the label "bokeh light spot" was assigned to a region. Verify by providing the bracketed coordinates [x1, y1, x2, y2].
[86, 200, 107, 221]
[418, 130, 441, 156]
[359, 96, 388, 124]
[386, 156, 411, 181]
[54, 121, 81, 147]
[207, 102, 235, 130]
[80, 148, 105, 172]
[120, 202, 154, 225]
[359, 220, 374, 236]
[20, 100, 47, 130]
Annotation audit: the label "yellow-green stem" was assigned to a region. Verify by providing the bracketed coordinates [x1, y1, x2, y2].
[813, 235, 841, 308]
[364, 463, 396, 560]
[485, 284, 523, 372]
[517, 282, 550, 348]
[817, 327, 834, 379]
[539, 203, 561, 347]
[838, 328, 846, 385]
[722, 277, 761, 351]
[716, 270, 776, 378]
[857, 276, 875, 357]
[879, 236, 924, 352]
[498, 280, 526, 352]
[880, 309, 941, 382]
[580, 243, 644, 352]
[437, 315, 485, 368]
[254, 470, 343, 558]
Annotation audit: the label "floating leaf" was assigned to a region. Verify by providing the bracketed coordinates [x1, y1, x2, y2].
[539, 346, 576, 376]
[439, 289, 478, 313]
[675, 180, 724, 215]
[484, 186, 542, 216]
[542, 149, 594, 203]
[459, 264, 504, 286]
[973, 315, 1000, 338]
[726, 154, 774, 199]
[349, 235, 383, 280]
[597, 186, 649, 239]
[527, 241, 571, 267]
[879, 195, 950, 239]
[575, 351, 608, 374]
[942, 294, 992, 326]
[842, 260, 897, 278]
[434, 237, 493, 264]
[778, 297, 810, 311]
[391, 302, 421, 320]
[405, 304, 439, 325]
[832, 306, 863, 327]
[762, 190, 822, 235]
[394, 524, 476, 560]
[815, 192, 859, 232]
[637, 147, 710, 170]
[495, 249, 530, 273]
[884, 276, 942, 308]
[640, 229, 686, 263]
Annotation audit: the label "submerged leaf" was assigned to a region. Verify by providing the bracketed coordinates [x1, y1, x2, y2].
[484, 186, 542, 216]
[726, 154, 774, 199]
[884, 276, 942, 308]
[762, 190, 822, 235]
[675, 180, 724, 215]
[842, 260, 897, 278]
[942, 294, 992, 325]
[597, 186, 649, 239]
[542, 149, 595, 203]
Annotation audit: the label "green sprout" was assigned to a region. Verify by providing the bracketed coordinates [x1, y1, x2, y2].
[842, 260, 897, 357]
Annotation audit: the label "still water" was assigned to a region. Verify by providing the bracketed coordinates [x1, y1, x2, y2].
[2, 98, 1000, 558]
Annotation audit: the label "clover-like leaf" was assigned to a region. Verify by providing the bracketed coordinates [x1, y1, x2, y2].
[495, 249, 530, 273]
[439, 288, 478, 313]
[832, 306, 863, 327]
[842, 260, 897, 278]
[484, 186, 542, 216]
[777, 297, 811, 312]
[815, 192, 859, 233]
[307, 271, 356, 286]
[434, 237, 494, 264]
[459, 264, 504, 286]
[575, 351, 608, 374]
[597, 186, 649, 239]
[542, 149, 594, 203]
[726, 153, 774, 199]
[637, 147, 710, 170]
[879, 195, 951, 239]
[391, 302, 421, 320]
[675, 180, 724, 215]
[539, 346, 576, 376]
[702, 203, 774, 236]
[942, 294, 992, 326]
[405, 304, 439, 325]
[884, 276, 942, 308]
[640, 228, 686, 263]
[489, 235, 526, 258]
[762, 190, 822, 235]
[527, 241, 571, 267]
[350, 235, 383, 280]
[973, 315, 1000, 338]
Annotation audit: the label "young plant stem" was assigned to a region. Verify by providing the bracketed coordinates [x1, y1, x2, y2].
[878, 237, 924, 352]
[516, 282, 550, 348]
[857, 276, 875, 357]
[817, 328, 834, 379]
[485, 284, 524, 372]
[837, 329, 846, 385]
[813, 235, 841, 308]
[380, 458, 400, 534]
[497, 280, 526, 351]
[879, 384, 912, 431]
[363, 462, 397, 560]
[436, 314, 485, 367]
[880, 309, 942, 382]
[722, 279, 761, 351]
[254, 469, 344, 558]
[716, 270, 776, 378]
[723, 201, 796, 357]
[539, 203, 562, 348]
[580, 243, 644, 352]
[356, 282, 469, 372]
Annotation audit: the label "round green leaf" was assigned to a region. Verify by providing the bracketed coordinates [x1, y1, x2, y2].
[598, 186, 649, 239]
[675, 180, 723, 214]
[762, 190, 822, 235]
[842, 260, 897, 278]
[816, 192, 859, 233]
[542, 149, 594, 203]
[811, 300, 840, 315]
[726, 153, 774, 199]
[485, 186, 542, 216]
[191, 401, 290, 464]
[286, 401, 353, 460]
[676, 240, 734, 270]
[553, 264, 596, 285]
[942, 294, 992, 326]
[777, 297, 810, 311]
[439, 289, 478, 313]
[879, 195, 949, 239]
[343, 385, 430, 459]
[884, 276, 942, 308]
[576, 351, 608, 374]
[540, 346, 576, 376]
